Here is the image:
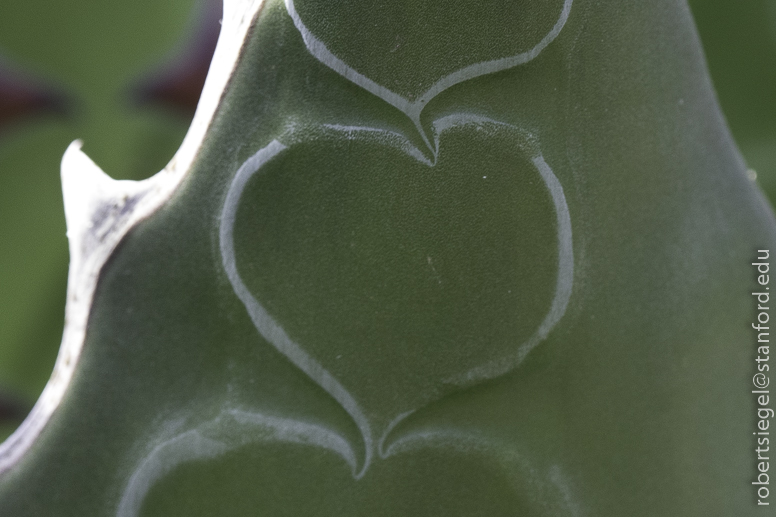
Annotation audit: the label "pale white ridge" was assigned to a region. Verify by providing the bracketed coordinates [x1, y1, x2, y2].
[219, 141, 374, 477]
[428, 116, 574, 386]
[415, 0, 574, 108]
[385, 428, 583, 515]
[320, 124, 432, 165]
[117, 430, 227, 517]
[285, 0, 573, 139]
[118, 409, 357, 517]
[377, 410, 414, 458]
[228, 409, 357, 469]
[548, 465, 585, 517]
[220, 118, 573, 474]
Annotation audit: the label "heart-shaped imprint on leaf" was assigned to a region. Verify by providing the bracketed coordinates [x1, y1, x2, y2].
[220, 116, 572, 466]
[285, 0, 573, 121]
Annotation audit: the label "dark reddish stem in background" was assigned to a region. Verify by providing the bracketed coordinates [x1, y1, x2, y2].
[0, 59, 71, 133]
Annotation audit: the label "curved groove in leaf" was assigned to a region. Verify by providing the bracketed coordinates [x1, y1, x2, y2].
[219, 115, 573, 475]
[117, 408, 357, 517]
[284, 0, 573, 147]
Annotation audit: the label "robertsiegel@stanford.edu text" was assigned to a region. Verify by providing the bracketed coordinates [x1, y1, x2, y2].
[753, 249, 773, 506]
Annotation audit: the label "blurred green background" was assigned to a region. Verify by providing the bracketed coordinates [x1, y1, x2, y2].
[0, 0, 773, 440]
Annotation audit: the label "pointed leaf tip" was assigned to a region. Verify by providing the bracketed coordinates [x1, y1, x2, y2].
[61, 140, 111, 242]
[60, 140, 164, 275]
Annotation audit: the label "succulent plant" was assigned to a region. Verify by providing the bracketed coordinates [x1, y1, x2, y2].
[0, 0, 774, 515]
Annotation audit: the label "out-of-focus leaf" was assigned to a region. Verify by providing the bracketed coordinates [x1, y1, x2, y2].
[689, 0, 776, 200]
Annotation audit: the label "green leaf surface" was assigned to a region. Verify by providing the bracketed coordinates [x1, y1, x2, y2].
[1, 0, 775, 515]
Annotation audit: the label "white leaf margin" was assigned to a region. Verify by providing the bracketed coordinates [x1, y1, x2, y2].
[0, 0, 269, 475]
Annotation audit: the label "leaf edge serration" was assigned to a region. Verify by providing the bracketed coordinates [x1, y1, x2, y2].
[0, 0, 268, 476]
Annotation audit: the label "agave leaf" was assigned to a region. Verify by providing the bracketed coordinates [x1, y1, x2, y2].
[0, 0, 774, 515]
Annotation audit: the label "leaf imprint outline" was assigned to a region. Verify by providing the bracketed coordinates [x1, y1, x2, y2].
[284, 0, 574, 149]
[218, 114, 574, 476]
